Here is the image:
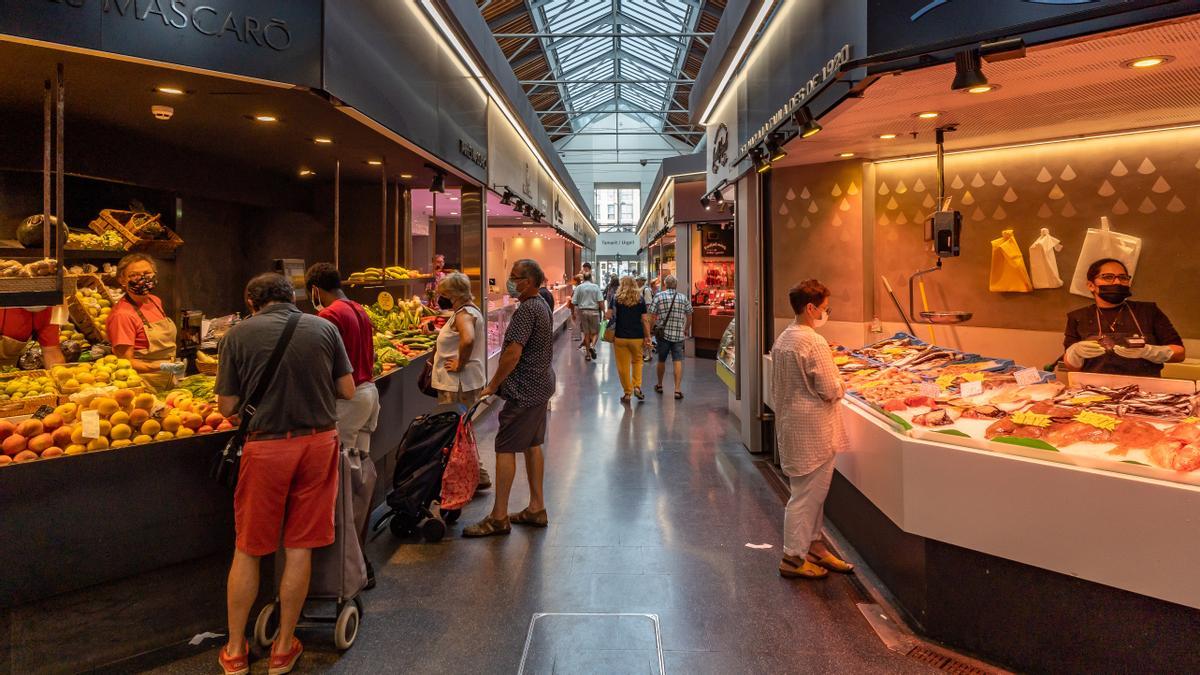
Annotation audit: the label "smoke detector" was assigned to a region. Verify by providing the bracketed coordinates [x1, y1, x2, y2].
[151, 105, 174, 121]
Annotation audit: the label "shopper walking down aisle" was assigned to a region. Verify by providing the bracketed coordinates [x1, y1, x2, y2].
[216, 273, 355, 675]
[649, 274, 693, 399]
[569, 272, 604, 362]
[463, 259, 555, 538]
[603, 276, 620, 313]
[305, 263, 381, 588]
[771, 279, 855, 581]
[607, 276, 652, 404]
[432, 272, 491, 490]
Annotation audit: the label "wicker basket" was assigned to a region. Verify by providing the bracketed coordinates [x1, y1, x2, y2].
[195, 360, 218, 377]
[66, 274, 118, 343]
[0, 369, 58, 418]
[88, 209, 183, 256]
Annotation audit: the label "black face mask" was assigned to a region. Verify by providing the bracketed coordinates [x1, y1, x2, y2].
[1097, 284, 1132, 305]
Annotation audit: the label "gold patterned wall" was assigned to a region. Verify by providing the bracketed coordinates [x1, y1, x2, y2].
[769, 161, 867, 322]
[873, 126, 1200, 336]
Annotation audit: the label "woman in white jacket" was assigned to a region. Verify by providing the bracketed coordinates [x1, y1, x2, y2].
[770, 279, 854, 580]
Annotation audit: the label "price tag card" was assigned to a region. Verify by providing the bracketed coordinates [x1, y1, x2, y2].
[919, 382, 941, 399]
[81, 409, 101, 440]
[960, 380, 984, 397]
[1014, 368, 1042, 386]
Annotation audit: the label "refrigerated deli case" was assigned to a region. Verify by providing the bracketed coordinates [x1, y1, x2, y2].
[763, 336, 1200, 672]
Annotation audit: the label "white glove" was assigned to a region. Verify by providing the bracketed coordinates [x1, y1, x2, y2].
[1114, 344, 1175, 364]
[1064, 340, 1106, 368]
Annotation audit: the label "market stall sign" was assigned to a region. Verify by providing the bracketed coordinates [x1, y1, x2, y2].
[738, 44, 851, 159]
[0, 0, 322, 87]
[459, 140, 487, 170]
[699, 224, 734, 258]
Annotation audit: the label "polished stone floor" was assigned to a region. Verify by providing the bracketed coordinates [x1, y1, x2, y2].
[143, 333, 931, 674]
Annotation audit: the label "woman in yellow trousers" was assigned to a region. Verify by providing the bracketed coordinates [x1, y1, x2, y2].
[607, 276, 652, 404]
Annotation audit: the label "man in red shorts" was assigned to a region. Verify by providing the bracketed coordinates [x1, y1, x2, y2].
[215, 273, 355, 675]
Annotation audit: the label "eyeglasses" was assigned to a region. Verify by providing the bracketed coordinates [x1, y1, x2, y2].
[509, 275, 528, 281]
[1095, 273, 1132, 283]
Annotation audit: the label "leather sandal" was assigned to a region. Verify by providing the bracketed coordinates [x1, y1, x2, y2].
[509, 507, 549, 527]
[218, 645, 249, 675]
[779, 556, 828, 579]
[462, 515, 511, 538]
[654, 384, 663, 394]
[267, 638, 302, 675]
[808, 552, 855, 573]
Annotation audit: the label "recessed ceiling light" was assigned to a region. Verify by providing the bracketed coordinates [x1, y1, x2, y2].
[1124, 55, 1171, 69]
[253, 114, 278, 123]
[400, 173, 413, 179]
[450, 196, 459, 201]
[313, 137, 333, 144]
[879, 133, 897, 140]
[367, 159, 383, 166]
[837, 152, 855, 158]
[299, 169, 315, 177]
[450, 211, 459, 215]
[915, 111, 940, 119]
[966, 84, 996, 94]
[156, 86, 185, 95]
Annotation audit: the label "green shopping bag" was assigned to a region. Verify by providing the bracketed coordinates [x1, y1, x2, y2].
[599, 318, 615, 343]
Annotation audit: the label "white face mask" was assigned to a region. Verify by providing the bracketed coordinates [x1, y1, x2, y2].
[813, 310, 829, 328]
[310, 290, 324, 313]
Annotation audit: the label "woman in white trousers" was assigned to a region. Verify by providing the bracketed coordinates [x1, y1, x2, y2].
[770, 279, 855, 580]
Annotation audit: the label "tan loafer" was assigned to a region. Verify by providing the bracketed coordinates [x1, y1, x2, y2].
[808, 553, 855, 573]
[779, 556, 828, 579]
[509, 508, 549, 527]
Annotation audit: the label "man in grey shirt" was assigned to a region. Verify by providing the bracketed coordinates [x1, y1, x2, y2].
[215, 273, 354, 675]
[569, 273, 604, 361]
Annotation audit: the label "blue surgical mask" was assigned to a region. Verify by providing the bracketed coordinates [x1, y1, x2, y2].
[507, 279, 520, 298]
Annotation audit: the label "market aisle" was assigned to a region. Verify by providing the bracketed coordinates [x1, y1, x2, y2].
[151, 332, 930, 674]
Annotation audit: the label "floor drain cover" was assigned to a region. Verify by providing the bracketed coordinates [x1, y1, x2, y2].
[907, 645, 994, 674]
[518, 613, 664, 675]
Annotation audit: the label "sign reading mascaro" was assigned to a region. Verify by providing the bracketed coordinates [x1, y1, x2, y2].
[0, 0, 322, 87]
[737, 43, 850, 159]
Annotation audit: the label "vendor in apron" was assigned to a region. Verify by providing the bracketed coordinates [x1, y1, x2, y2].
[107, 254, 179, 390]
[0, 306, 66, 367]
[1062, 258, 1185, 377]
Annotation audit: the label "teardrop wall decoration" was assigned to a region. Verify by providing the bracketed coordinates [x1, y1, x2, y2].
[886, 197, 899, 210]
[801, 216, 812, 228]
[1038, 203, 1053, 218]
[993, 206, 1007, 220]
[992, 171, 1007, 186]
[848, 183, 860, 195]
[1152, 176, 1171, 193]
[961, 191, 975, 205]
[1003, 187, 1018, 203]
[1113, 198, 1130, 215]
[1137, 158, 1156, 175]
[878, 213, 891, 226]
[913, 178, 926, 192]
[972, 208, 986, 222]
[1060, 165, 1077, 181]
[786, 217, 797, 229]
[1167, 196, 1186, 213]
[971, 173, 986, 188]
[808, 201, 819, 213]
[779, 203, 790, 216]
[895, 180, 908, 194]
[839, 198, 852, 212]
[801, 187, 811, 199]
[1061, 201, 1077, 217]
[1037, 167, 1053, 182]
[833, 215, 843, 227]
[1098, 180, 1115, 197]
[896, 212, 909, 225]
[1048, 184, 1065, 200]
[832, 184, 843, 197]
[1111, 160, 1128, 177]
[951, 175, 965, 189]
[923, 193, 936, 208]
[786, 188, 797, 200]
[1138, 197, 1156, 214]
[877, 183, 890, 196]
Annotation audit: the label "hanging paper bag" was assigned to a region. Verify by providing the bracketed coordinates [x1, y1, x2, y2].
[1029, 227, 1064, 289]
[1069, 216, 1141, 297]
[989, 228, 1033, 292]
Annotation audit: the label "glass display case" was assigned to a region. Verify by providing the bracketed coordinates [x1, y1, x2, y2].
[487, 295, 516, 358]
[718, 318, 736, 371]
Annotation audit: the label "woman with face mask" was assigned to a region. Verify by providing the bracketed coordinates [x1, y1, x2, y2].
[1062, 258, 1185, 377]
[108, 253, 180, 390]
[769, 279, 853, 581]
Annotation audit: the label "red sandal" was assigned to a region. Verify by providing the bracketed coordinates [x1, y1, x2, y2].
[218, 645, 249, 675]
[268, 637, 303, 675]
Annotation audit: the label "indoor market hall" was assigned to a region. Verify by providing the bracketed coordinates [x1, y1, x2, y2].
[2, 1, 1199, 674]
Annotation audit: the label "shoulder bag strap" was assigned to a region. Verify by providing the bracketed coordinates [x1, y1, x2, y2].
[236, 311, 301, 432]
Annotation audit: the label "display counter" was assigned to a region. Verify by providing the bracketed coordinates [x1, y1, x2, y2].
[693, 305, 734, 358]
[487, 285, 572, 358]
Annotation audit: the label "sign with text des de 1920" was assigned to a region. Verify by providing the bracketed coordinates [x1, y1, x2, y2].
[0, 0, 322, 88]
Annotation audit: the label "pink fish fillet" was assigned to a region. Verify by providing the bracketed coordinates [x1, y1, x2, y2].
[1107, 419, 1165, 457]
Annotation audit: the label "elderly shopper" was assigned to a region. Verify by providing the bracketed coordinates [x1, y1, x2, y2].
[463, 259, 556, 537]
[770, 279, 854, 580]
[432, 272, 491, 490]
[569, 272, 604, 361]
[649, 274, 693, 399]
[607, 275, 652, 403]
[216, 273, 355, 675]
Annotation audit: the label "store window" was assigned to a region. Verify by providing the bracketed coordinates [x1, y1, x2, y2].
[594, 184, 640, 232]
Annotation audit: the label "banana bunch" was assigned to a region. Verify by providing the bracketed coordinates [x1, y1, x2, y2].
[196, 351, 217, 365]
[347, 266, 428, 284]
[348, 267, 384, 284]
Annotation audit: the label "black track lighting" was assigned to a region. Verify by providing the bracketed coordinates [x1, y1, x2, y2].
[951, 48, 988, 91]
[751, 146, 771, 174]
[700, 194, 711, 210]
[523, 204, 534, 217]
[714, 189, 725, 206]
[513, 199, 525, 214]
[425, 163, 446, 193]
[500, 189, 514, 206]
[766, 132, 788, 162]
[793, 106, 822, 138]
